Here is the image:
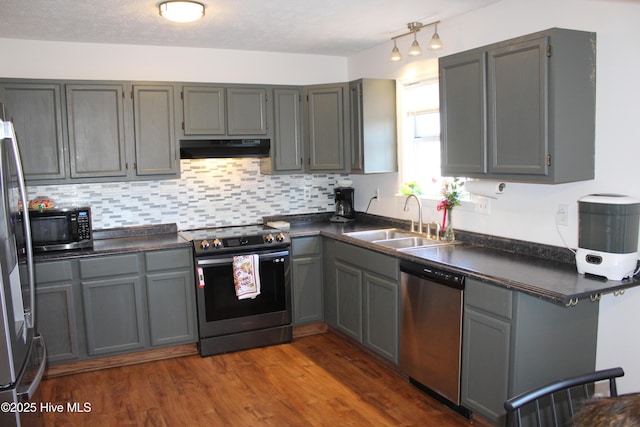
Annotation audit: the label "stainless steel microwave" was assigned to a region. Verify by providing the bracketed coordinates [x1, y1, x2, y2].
[21, 207, 93, 252]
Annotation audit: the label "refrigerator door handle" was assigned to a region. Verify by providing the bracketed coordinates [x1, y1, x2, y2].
[2, 120, 36, 328]
[16, 334, 47, 402]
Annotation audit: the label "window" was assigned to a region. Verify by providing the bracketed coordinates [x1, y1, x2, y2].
[401, 79, 444, 197]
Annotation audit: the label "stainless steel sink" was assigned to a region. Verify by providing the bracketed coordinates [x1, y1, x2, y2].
[345, 228, 453, 250]
[344, 228, 415, 242]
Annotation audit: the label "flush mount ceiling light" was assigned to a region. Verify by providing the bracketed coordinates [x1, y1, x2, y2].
[389, 21, 442, 62]
[159, 1, 205, 23]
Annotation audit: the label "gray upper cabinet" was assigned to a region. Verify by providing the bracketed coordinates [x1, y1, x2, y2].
[303, 83, 350, 173]
[66, 84, 128, 179]
[260, 87, 304, 174]
[181, 85, 270, 138]
[1, 82, 67, 181]
[440, 28, 596, 183]
[349, 79, 398, 174]
[226, 87, 269, 135]
[182, 86, 225, 135]
[133, 85, 178, 176]
[439, 51, 488, 175]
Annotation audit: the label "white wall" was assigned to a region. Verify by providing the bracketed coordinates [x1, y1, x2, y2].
[0, 38, 347, 84]
[347, 0, 640, 393]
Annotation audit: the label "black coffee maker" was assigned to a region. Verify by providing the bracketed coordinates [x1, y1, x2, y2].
[331, 187, 355, 223]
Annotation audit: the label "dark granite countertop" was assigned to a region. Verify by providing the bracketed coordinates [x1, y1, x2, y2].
[271, 214, 640, 307]
[34, 223, 191, 261]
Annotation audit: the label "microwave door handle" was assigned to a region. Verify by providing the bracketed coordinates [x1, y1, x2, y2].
[4, 121, 35, 328]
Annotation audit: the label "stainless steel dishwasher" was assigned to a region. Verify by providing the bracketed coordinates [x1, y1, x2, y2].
[399, 260, 470, 418]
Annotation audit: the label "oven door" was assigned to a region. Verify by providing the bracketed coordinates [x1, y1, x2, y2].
[195, 248, 291, 338]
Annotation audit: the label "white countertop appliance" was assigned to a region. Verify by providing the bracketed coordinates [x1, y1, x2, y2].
[576, 194, 640, 280]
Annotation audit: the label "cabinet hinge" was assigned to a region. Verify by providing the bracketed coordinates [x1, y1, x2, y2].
[181, 121, 185, 130]
[181, 91, 184, 100]
[133, 162, 137, 170]
[358, 90, 363, 97]
[130, 90, 134, 99]
[125, 162, 128, 170]
[546, 45, 552, 57]
[547, 154, 552, 166]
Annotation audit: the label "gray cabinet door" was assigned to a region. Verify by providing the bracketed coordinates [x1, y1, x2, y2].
[182, 86, 225, 135]
[265, 88, 304, 173]
[350, 79, 398, 174]
[133, 85, 178, 177]
[291, 235, 323, 326]
[363, 272, 398, 363]
[227, 87, 269, 135]
[439, 28, 595, 183]
[82, 275, 147, 356]
[461, 307, 511, 424]
[2, 82, 66, 180]
[36, 283, 79, 364]
[145, 248, 196, 346]
[488, 36, 548, 176]
[440, 51, 488, 176]
[334, 260, 363, 342]
[304, 83, 349, 172]
[146, 270, 196, 346]
[66, 84, 128, 178]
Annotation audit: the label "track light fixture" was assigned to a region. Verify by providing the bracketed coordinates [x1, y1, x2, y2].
[389, 21, 442, 62]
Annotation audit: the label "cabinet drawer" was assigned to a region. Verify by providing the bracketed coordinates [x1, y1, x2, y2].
[79, 254, 139, 279]
[35, 260, 74, 284]
[145, 248, 192, 271]
[465, 279, 513, 320]
[292, 236, 322, 257]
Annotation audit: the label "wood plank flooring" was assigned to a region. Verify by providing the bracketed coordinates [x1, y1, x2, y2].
[37, 332, 479, 426]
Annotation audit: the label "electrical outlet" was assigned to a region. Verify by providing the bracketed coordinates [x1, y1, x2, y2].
[557, 204, 568, 226]
[475, 197, 491, 215]
[375, 188, 380, 199]
[304, 187, 311, 200]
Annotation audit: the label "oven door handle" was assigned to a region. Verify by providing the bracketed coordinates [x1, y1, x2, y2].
[196, 250, 289, 266]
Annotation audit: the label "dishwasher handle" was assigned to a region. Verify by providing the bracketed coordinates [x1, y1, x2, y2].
[400, 260, 465, 290]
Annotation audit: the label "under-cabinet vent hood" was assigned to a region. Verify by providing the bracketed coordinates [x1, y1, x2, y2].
[180, 139, 270, 159]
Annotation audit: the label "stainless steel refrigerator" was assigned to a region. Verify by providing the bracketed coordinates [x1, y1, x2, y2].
[0, 103, 47, 426]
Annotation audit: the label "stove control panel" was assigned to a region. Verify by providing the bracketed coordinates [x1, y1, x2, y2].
[194, 231, 290, 253]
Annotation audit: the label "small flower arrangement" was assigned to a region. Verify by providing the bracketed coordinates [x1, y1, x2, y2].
[437, 178, 462, 232]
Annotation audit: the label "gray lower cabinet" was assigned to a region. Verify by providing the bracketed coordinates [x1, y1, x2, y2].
[303, 83, 350, 173]
[80, 254, 147, 356]
[462, 278, 599, 424]
[440, 28, 596, 183]
[1, 81, 67, 181]
[291, 236, 323, 325]
[144, 248, 197, 346]
[33, 260, 80, 364]
[323, 238, 399, 364]
[31, 246, 198, 362]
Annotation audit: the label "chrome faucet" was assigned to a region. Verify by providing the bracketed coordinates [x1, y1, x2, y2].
[403, 194, 423, 233]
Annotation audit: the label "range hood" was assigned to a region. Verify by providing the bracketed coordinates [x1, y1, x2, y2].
[180, 139, 270, 159]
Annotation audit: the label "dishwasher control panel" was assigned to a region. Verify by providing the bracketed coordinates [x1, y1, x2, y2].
[400, 261, 465, 290]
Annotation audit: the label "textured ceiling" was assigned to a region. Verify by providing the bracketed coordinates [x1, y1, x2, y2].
[0, 0, 499, 56]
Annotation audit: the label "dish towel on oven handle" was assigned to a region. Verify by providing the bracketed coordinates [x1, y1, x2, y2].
[233, 254, 261, 299]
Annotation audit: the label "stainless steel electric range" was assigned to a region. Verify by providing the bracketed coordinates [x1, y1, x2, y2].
[180, 225, 292, 357]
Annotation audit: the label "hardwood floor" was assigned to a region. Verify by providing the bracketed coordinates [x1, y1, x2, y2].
[37, 332, 479, 426]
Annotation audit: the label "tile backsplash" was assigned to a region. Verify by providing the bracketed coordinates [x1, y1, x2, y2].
[27, 159, 341, 230]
